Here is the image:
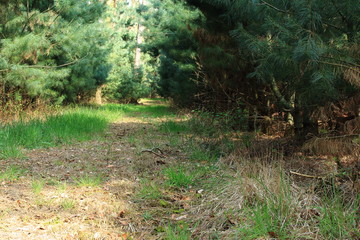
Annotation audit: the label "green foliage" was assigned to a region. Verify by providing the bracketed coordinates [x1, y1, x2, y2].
[104, 2, 157, 103]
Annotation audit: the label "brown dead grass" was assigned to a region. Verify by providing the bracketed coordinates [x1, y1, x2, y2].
[302, 136, 360, 158]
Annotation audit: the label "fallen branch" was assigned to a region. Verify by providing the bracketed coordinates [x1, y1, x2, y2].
[152, 147, 164, 154]
[290, 170, 324, 179]
[141, 149, 165, 158]
[317, 134, 359, 140]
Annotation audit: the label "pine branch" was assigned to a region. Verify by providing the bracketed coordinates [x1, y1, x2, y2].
[329, 0, 348, 23]
[1, 58, 82, 72]
[258, 0, 288, 14]
[315, 60, 360, 74]
[259, 1, 346, 33]
[22, 60, 79, 69]
[21, 6, 56, 34]
[322, 56, 360, 68]
[322, 21, 346, 33]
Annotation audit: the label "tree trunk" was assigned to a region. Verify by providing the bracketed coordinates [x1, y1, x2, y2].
[292, 96, 318, 140]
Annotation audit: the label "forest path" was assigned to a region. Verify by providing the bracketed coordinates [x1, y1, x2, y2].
[0, 99, 183, 240]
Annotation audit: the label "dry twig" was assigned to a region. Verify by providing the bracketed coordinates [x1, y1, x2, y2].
[290, 170, 324, 179]
[141, 148, 165, 158]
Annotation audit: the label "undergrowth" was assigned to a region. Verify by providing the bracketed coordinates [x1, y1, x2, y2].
[139, 108, 360, 240]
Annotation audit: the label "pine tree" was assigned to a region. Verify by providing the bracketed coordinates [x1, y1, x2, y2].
[0, 0, 110, 105]
[188, 0, 360, 137]
[142, 0, 204, 106]
[103, 1, 156, 103]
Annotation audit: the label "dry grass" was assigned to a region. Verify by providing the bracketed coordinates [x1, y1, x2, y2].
[0, 102, 62, 125]
[189, 153, 358, 239]
[0, 178, 135, 240]
[302, 136, 360, 157]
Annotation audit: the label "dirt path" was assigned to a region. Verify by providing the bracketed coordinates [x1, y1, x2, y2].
[0, 106, 180, 239]
[1, 101, 358, 240]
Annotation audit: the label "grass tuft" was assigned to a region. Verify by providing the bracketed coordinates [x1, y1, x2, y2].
[164, 224, 191, 240]
[159, 120, 188, 133]
[137, 180, 163, 200]
[31, 179, 45, 194]
[74, 174, 104, 187]
[164, 167, 194, 188]
[60, 199, 76, 210]
[318, 194, 359, 239]
[0, 165, 27, 181]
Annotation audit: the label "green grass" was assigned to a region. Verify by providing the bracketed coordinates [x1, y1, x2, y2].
[189, 148, 217, 162]
[56, 182, 68, 193]
[318, 194, 359, 239]
[31, 179, 45, 194]
[0, 165, 27, 181]
[164, 224, 192, 240]
[60, 199, 76, 210]
[142, 211, 153, 220]
[0, 145, 25, 159]
[159, 120, 188, 133]
[137, 180, 163, 200]
[0, 111, 108, 159]
[164, 167, 194, 188]
[237, 203, 292, 239]
[74, 174, 104, 187]
[0, 102, 175, 159]
[99, 104, 175, 118]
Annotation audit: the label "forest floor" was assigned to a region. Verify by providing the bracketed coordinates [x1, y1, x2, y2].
[0, 99, 358, 240]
